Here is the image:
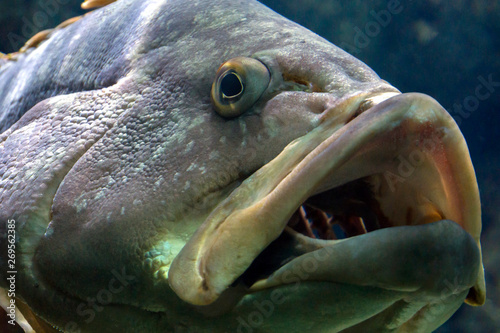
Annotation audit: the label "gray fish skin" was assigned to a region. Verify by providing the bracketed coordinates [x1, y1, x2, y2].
[0, 0, 483, 332]
[0, 0, 384, 133]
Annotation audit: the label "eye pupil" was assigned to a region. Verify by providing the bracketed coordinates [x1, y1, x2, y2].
[220, 72, 243, 98]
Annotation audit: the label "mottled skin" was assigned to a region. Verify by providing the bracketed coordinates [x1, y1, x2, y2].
[0, 0, 484, 332]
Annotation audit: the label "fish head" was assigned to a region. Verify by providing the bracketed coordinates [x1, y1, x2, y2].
[0, 0, 484, 331]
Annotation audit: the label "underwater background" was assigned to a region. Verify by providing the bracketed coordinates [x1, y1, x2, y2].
[0, 0, 498, 331]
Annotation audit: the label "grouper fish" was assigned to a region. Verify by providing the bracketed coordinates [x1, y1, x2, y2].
[0, 0, 485, 332]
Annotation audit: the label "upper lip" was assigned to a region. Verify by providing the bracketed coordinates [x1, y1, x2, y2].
[167, 91, 484, 308]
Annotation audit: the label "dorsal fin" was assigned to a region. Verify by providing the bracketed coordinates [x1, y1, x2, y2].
[17, 15, 83, 54]
[0, 0, 117, 61]
[19, 29, 55, 53]
[56, 15, 84, 30]
[81, 0, 117, 10]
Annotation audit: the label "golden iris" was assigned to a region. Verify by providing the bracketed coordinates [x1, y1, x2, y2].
[211, 57, 270, 118]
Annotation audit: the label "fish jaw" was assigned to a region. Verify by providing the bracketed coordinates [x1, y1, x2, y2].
[168, 92, 484, 309]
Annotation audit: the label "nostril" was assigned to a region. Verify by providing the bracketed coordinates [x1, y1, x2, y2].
[346, 91, 401, 123]
[356, 99, 375, 116]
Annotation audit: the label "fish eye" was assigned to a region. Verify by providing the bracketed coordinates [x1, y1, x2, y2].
[220, 71, 243, 99]
[211, 57, 270, 118]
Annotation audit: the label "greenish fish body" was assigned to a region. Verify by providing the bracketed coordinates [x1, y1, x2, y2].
[0, 0, 484, 332]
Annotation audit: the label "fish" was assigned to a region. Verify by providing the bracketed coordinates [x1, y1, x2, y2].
[0, 0, 485, 332]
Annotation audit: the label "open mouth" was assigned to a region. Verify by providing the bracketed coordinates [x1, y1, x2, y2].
[168, 92, 484, 309]
[290, 179, 383, 240]
[235, 178, 385, 288]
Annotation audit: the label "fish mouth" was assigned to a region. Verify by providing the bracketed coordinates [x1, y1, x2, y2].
[168, 92, 484, 311]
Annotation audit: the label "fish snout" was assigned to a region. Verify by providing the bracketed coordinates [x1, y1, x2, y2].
[168, 92, 485, 312]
